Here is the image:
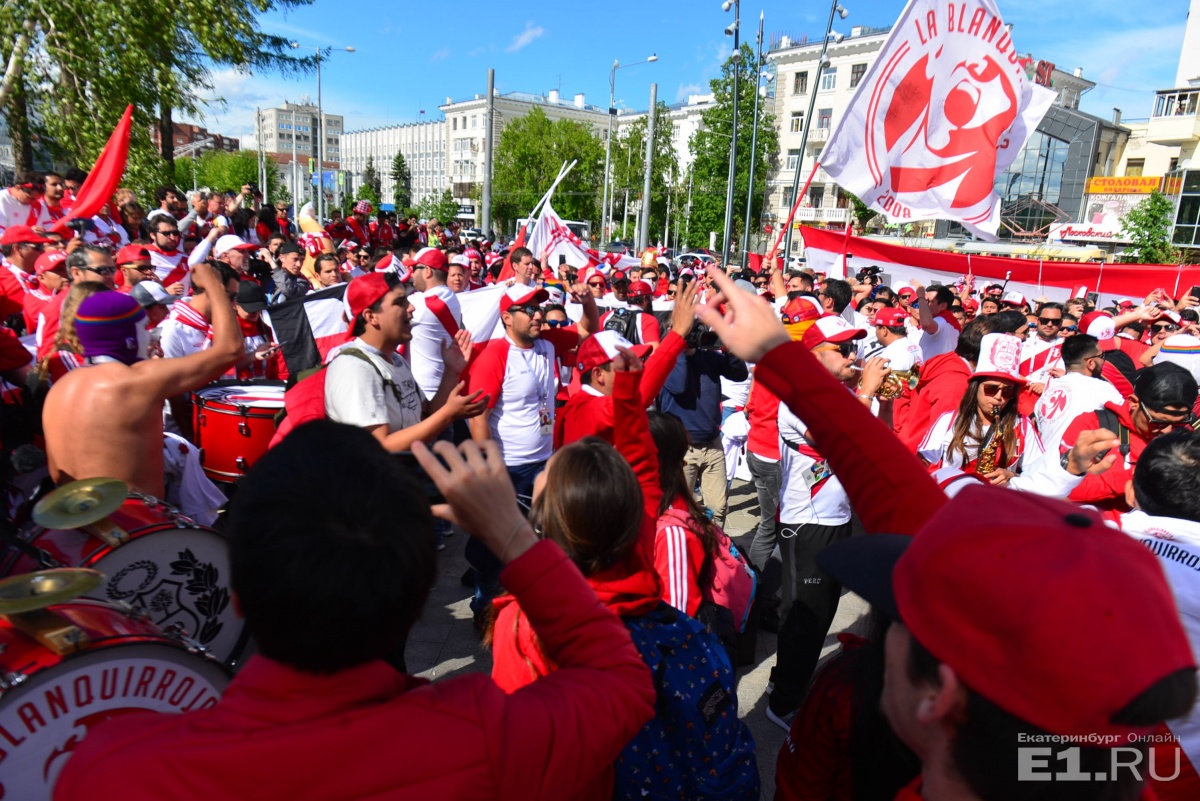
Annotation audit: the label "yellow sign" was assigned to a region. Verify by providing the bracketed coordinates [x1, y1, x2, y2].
[1086, 176, 1161, 194]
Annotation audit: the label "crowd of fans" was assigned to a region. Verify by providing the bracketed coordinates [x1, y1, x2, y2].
[1, 168, 1199, 800]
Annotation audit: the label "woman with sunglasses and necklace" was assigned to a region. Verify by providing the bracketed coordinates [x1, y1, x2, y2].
[918, 333, 1044, 487]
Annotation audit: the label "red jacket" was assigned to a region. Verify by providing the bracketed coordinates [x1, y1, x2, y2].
[554, 331, 685, 448]
[1061, 401, 1159, 518]
[54, 540, 655, 801]
[653, 503, 708, 618]
[894, 350, 971, 451]
[745, 379, 781, 460]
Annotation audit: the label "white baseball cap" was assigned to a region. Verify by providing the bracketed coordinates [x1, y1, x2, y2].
[214, 235, 257, 257]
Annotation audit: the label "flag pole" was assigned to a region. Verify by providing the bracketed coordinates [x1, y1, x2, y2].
[530, 160, 578, 223]
[763, 161, 820, 270]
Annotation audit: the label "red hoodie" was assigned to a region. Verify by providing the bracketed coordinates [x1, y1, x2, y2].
[491, 369, 663, 800]
[1061, 400, 1167, 519]
[894, 350, 972, 451]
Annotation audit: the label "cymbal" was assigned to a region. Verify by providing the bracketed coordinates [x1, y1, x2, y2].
[33, 477, 128, 530]
[0, 569, 104, 615]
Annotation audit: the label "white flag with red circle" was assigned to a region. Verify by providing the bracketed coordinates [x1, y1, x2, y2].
[819, 0, 1056, 240]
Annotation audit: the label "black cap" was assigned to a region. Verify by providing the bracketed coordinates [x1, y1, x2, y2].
[236, 280, 268, 312]
[815, 534, 912, 622]
[278, 242, 304, 256]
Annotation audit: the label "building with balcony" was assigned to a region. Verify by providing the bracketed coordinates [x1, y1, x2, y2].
[340, 121, 448, 210]
[152, 122, 240, 156]
[615, 92, 716, 178]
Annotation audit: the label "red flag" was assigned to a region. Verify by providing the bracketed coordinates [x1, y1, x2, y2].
[51, 105, 134, 236]
[496, 224, 526, 282]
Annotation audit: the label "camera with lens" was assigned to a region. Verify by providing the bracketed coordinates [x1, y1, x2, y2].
[685, 321, 721, 350]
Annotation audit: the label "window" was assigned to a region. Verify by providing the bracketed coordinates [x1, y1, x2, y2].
[1125, 159, 1145, 177]
[452, 118, 457, 131]
[1171, 157, 1181, 172]
[850, 64, 867, 88]
[789, 112, 804, 133]
[786, 149, 801, 170]
[793, 71, 808, 95]
[471, 116, 477, 129]
[808, 187, 823, 206]
[818, 108, 833, 128]
[820, 67, 836, 91]
[781, 186, 795, 207]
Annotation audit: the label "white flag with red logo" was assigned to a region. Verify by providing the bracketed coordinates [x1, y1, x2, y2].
[527, 202, 596, 270]
[819, 0, 1056, 240]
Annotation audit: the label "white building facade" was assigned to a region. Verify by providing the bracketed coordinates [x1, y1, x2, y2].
[340, 121, 448, 209]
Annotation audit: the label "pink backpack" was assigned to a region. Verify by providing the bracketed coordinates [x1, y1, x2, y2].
[661, 509, 757, 634]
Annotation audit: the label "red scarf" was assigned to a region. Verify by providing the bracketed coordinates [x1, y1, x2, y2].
[170, 299, 212, 340]
[937, 309, 962, 332]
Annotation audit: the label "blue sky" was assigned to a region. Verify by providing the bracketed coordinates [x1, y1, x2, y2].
[193, 0, 1193, 141]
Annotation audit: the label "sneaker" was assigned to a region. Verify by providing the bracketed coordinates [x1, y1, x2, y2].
[766, 705, 797, 733]
[766, 681, 774, 695]
[436, 542, 445, 552]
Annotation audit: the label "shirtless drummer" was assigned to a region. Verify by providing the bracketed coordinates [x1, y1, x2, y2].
[42, 262, 242, 496]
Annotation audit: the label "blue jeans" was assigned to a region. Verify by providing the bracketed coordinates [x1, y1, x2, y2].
[466, 459, 546, 614]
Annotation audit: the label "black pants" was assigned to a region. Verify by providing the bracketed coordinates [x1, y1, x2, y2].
[746, 452, 783, 604]
[769, 519, 853, 716]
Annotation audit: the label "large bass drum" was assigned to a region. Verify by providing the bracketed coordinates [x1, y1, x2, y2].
[2, 489, 247, 667]
[192, 379, 286, 483]
[0, 578, 229, 801]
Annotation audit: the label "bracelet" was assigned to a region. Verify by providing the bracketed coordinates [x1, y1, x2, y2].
[857, 392, 874, 400]
[499, 520, 532, 562]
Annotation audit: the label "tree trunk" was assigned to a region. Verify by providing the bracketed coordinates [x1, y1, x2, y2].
[159, 100, 174, 173]
[7, 73, 33, 174]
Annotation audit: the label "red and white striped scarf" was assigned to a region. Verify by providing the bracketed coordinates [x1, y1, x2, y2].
[170, 299, 212, 342]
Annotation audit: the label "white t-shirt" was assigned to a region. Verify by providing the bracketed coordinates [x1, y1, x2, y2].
[481, 337, 558, 466]
[0, 190, 36, 234]
[878, 337, 923, 373]
[919, 315, 959, 361]
[1032, 371, 1123, 458]
[324, 338, 423, 432]
[918, 411, 1044, 471]
[407, 284, 462, 401]
[777, 401, 852, 526]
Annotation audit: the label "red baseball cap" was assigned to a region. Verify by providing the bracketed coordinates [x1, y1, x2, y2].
[345, 273, 393, 330]
[34, 250, 67, 276]
[1079, 311, 1117, 351]
[627, 280, 653, 298]
[817, 484, 1196, 738]
[873, 307, 909, 328]
[500, 285, 549, 314]
[801, 315, 867, 350]
[413, 247, 448, 272]
[575, 330, 652, 373]
[115, 244, 151, 266]
[0, 225, 53, 246]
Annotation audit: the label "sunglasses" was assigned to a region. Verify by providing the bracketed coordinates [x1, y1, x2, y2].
[752, 280, 768, 288]
[1151, 323, 1180, 334]
[1141, 405, 1193, 431]
[587, 281, 606, 288]
[980, 381, 1016, 399]
[156, 230, 181, 238]
[1038, 317, 1063, 326]
[1062, 326, 1078, 333]
[1027, 321, 1037, 328]
[543, 319, 569, 328]
[814, 341, 855, 358]
[88, 266, 117, 277]
[128, 264, 155, 273]
[509, 304, 541, 316]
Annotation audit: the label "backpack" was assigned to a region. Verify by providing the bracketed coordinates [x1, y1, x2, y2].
[269, 348, 403, 449]
[603, 307, 643, 344]
[660, 508, 757, 636]
[614, 603, 760, 801]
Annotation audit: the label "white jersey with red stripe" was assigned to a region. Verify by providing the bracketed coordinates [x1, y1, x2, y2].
[777, 400, 852, 526]
[1120, 510, 1200, 773]
[1020, 335, 1063, 384]
[148, 246, 191, 292]
[0, 190, 40, 234]
[406, 285, 463, 401]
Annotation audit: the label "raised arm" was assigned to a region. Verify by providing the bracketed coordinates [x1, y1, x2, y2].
[697, 266, 946, 537]
[638, 279, 699, 407]
[131, 262, 242, 399]
[611, 351, 662, 525]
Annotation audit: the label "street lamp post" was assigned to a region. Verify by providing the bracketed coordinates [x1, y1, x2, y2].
[292, 42, 355, 223]
[721, 0, 740, 268]
[781, 1, 847, 261]
[741, 11, 767, 270]
[602, 54, 657, 244]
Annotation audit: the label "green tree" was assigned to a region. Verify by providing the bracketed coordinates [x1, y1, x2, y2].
[172, 149, 287, 203]
[390, 151, 412, 210]
[1121, 191, 1179, 264]
[845, 190, 878, 233]
[686, 42, 779, 252]
[608, 101, 680, 245]
[415, 189, 461, 224]
[363, 155, 382, 201]
[0, 0, 313, 196]
[492, 106, 605, 230]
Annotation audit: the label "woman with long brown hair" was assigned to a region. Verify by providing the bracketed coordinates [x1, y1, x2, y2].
[917, 332, 1044, 486]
